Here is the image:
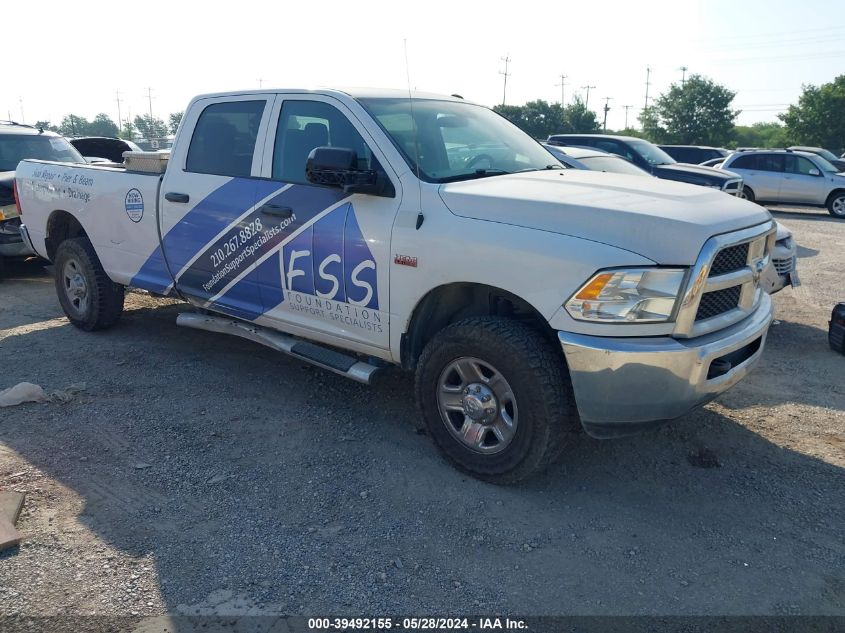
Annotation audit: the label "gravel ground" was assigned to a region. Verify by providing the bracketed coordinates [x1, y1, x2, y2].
[0, 206, 843, 620]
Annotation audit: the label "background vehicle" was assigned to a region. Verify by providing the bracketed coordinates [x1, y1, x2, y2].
[0, 122, 85, 275]
[720, 149, 845, 217]
[787, 146, 845, 173]
[548, 134, 743, 195]
[700, 157, 728, 168]
[658, 145, 730, 165]
[15, 89, 776, 482]
[541, 144, 650, 176]
[69, 137, 143, 164]
[544, 144, 797, 293]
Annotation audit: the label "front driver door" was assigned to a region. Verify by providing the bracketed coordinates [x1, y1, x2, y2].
[250, 95, 401, 351]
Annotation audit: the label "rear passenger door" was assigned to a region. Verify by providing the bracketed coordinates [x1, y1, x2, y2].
[250, 95, 400, 351]
[729, 153, 783, 201]
[158, 95, 283, 320]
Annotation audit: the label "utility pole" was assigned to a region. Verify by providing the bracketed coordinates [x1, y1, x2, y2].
[679, 65, 688, 87]
[18, 97, 24, 124]
[602, 97, 612, 132]
[257, 78, 264, 88]
[145, 87, 155, 137]
[643, 66, 652, 111]
[623, 105, 633, 129]
[499, 54, 511, 106]
[70, 114, 77, 136]
[555, 73, 568, 105]
[115, 91, 123, 132]
[581, 85, 596, 110]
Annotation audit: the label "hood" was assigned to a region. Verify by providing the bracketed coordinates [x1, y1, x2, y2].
[653, 162, 739, 185]
[438, 170, 771, 264]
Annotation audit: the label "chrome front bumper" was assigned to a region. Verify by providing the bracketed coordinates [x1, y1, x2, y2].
[558, 292, 773, 438]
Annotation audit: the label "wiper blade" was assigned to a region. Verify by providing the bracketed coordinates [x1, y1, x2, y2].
[437, 169, 512, 183]
[516, 165, 565, 173]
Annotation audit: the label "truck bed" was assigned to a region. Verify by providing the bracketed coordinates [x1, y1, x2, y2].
[15, 160, 170, 290]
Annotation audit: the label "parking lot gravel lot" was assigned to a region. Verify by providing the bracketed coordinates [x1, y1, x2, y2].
[0, 206, 843, 620]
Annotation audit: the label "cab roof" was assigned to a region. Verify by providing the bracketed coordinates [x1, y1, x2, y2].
[190, 87, 471, 104]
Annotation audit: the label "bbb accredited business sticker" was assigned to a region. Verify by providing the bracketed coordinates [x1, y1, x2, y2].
[125, 188, 144, 223]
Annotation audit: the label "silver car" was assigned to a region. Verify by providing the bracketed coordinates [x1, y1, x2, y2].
[719, 149, 845, 218]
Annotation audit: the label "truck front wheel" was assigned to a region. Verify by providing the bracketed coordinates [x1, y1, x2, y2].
[415, 317, 579, 483]
[54, 237, 124, 331]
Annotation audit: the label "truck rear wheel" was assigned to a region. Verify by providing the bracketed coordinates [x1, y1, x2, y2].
[415, 317, 579, 484]
[54, 237, 124, 331]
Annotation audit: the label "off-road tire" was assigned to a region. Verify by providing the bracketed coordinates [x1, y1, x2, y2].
[415, 317, 579, 484]
[54, 237, 124, 331]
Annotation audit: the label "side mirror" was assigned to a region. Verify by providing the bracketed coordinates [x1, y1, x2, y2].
[809, 168, 821, 176]
[305, 147, 393, 197]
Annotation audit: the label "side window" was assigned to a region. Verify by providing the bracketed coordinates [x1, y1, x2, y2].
[730, 154, 757, 169]
[759, 154, 784, 173]
[786, 155, 817, 175]
[186, 100, 265, 177]
[272, 100, 374, 183]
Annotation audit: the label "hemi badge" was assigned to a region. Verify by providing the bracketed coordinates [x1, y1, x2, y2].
[394, 254, 418, 268]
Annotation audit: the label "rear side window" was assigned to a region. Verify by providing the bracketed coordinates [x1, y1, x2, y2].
[186, 100, 265, 177]
[730, 155, 757, 169]
[272, 100, 373, 183]
[730, 154, 784, 171]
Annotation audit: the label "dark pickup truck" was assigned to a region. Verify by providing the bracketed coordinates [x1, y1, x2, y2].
[548, 134, 743, 195]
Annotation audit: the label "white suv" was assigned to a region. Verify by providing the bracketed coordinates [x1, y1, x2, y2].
[720, 149, 845, 218]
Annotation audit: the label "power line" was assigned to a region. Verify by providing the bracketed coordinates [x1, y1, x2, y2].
[499, 55, 511, 106]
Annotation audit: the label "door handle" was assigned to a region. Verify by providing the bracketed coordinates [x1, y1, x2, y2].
[165, 192, 190, 203]
[259, 203, 294, 219]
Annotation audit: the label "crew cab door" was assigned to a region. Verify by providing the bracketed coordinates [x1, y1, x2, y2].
[159, 95, 282, 320]
[250, 95, 401, 351]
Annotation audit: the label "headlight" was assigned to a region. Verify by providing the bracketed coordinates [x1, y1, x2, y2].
[565, 268, 687, 323]
[0, 203, 18, 221]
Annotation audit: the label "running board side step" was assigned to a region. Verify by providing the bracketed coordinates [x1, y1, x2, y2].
[176, 313, 381, 384]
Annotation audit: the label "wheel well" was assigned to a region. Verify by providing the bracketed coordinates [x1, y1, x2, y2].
[401, 283, 555, 369]
[45, 211, 87, 261]
[826, 189, 845, 206]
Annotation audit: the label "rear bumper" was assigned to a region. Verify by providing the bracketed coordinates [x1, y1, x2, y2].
[0, 220, 33, 257]
[558, 292, 772, 438]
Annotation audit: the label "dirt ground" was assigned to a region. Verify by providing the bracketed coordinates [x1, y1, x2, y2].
[0, 206, 843, 621]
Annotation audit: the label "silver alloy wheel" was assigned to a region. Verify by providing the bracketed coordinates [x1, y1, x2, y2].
[62, 258, 89, 316]
[437, 356, 518, 454]
[832, 195, 845, 217]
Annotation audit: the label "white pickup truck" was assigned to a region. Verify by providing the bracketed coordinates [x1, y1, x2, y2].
[14, 89, 776, 482]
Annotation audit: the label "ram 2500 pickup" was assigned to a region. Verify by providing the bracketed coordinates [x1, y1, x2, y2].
[14, 89, 776, 482]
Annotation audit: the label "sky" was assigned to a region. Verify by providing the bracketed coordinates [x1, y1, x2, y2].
[4, 0, 844, 132]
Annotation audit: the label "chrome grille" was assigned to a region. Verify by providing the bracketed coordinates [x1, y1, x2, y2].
[696, 286, 742, 321]
[773, 256, 795, 275]
[710, 243, 749, 277]
[673, 221, 777, 339]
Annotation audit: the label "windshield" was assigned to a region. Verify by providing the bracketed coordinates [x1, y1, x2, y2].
[359, 98, 562, 183]
[0, 135, 86, 171]
[628, 140, 676, 166]
[579, 155, 649, 177]
[810, 154, 840, 173]
[808, 148, 839, 162]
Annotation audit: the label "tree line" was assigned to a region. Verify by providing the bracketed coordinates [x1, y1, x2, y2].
[494, 73, 845, 153]
[34, 112, 184, 140]
[26, 73, 844, 153]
